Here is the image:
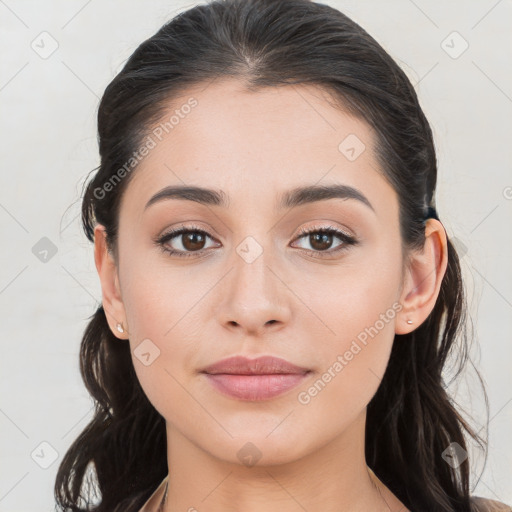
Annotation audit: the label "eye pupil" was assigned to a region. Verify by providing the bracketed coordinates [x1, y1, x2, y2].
[183, 232, 205, 251]
[310, 232, 332, 251]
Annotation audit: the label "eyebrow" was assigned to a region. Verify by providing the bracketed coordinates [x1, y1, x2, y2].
[144, 184, 375, 213]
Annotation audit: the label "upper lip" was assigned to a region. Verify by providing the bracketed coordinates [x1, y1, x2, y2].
[201, 355, 310, 375]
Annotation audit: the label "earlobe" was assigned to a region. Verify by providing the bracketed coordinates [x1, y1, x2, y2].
[395, 219, 448, 335]
[94, 224, 128, 339]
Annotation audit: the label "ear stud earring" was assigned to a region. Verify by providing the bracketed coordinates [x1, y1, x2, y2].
[407, 319, 413, 325]
[116, 323, 125, 333]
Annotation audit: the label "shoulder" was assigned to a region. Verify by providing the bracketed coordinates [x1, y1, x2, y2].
[471, 496, 512, 512]
[138, 474, 168, 512]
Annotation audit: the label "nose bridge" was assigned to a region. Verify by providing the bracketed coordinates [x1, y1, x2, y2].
[218, 228, 290, 333]
[232, 231, 277, 303]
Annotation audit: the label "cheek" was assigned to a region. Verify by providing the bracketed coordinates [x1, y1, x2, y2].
[119, 245, 206, 340]
[295, 251, 402, 349]
[118, 255, 216, 415]
[294, 293, 398, 432]
[293, 249, 402, 410]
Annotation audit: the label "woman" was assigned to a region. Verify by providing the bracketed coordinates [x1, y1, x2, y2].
[54, 0, 511, 510]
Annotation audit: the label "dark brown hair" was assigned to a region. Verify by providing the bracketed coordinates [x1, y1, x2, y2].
[55, 0, 489, 510]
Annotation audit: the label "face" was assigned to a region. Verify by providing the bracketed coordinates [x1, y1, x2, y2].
[100, 79, 412, 465]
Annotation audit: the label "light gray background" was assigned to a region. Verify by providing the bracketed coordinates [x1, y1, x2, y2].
[1, 1, 511, 510]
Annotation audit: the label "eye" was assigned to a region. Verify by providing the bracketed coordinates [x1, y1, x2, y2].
[155, 224, 219, 259]
[291, 225, 358, 257]
[154, 223, 359, 259]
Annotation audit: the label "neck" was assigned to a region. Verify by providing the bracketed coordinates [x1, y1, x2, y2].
[161, 410, 394, 512]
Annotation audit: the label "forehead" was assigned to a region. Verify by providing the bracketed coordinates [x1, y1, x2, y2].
[120, 79, 396, 221]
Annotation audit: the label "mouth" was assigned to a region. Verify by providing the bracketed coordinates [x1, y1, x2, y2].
[200, 355, 311, 401]
[203, 373, 311, 401]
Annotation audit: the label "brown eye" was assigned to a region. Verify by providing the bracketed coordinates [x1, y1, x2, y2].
[307, 231, 334, 251]
[292, 226, 358, 257]
[156, 225, 218, 258]
[181, 231, 207, 251]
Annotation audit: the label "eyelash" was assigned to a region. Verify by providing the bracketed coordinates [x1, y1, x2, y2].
[154, 223, 358, 259]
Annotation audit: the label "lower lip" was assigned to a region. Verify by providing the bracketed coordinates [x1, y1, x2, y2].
[204, 373, 310, 401]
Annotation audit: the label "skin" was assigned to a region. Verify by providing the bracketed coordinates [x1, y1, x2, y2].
[94, 79, 448, 512]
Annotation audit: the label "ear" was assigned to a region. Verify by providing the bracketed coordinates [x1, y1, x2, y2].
[395, 219, 448, 334]
[94, 224, 128, 339]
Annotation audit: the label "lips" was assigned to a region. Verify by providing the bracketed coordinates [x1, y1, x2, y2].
[200, 355, 310, 376]
[200, 355, 311, 401]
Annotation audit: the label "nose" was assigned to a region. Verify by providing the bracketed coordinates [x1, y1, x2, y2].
[216, 244, 291, 337]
